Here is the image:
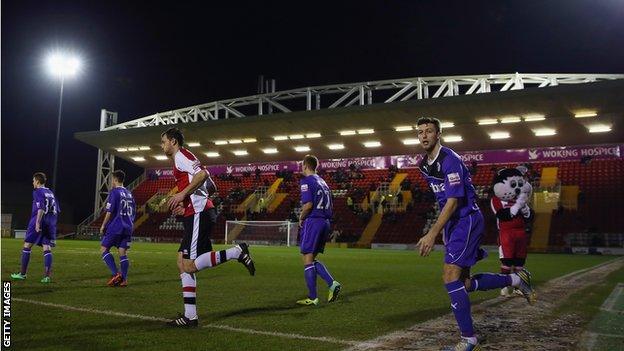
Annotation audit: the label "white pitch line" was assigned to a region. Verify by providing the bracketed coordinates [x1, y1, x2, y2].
[348, 257, 624, 351]
[13, 298, 368, 347]
[586, 332, 624, 339]
[600, 283, 623, 312]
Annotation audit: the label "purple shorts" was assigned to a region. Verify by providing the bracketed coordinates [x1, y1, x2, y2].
[101, 228, 132, 249]
[300, 217, 330, 254]
[25, 219, 57, 247]
[443, 211, 487, 268]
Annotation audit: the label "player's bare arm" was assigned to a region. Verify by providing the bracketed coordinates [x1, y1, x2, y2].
[417, 197, 458, 256]
[35, 209, 45, 232]
[298, 202, 313, 228]
[99, 212, 112, 234]
[167, 170, 208, 209]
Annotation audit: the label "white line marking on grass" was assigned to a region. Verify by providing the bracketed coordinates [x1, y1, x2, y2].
[348, 258, 624, 351]
[600, 283, 623, 312]
[13, 298, 370, 347]
[13, 298, 169, 322]
[586, 332, 624, 339]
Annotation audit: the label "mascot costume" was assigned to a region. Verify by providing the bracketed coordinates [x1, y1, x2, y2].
[490, 167, 533, 297]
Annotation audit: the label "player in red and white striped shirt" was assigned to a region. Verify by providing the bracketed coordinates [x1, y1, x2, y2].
[160, 127, 255, 328]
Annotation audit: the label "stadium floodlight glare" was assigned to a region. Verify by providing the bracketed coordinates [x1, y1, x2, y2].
[228, 139, 242, 144]
[116, 147, 128, 152]
[500, 116, 521, 124]
[444, 135, 463, 143]
[523, 114, 546, 122]
[127, 147, 139, 151]
[242, 138, 257, 143]
[153, 155, 168, 160]
[327, 143, 345, 150]
[305, 133, 322, 138]
[489, 131, 510, 139]
[394, 126, 413, 132]
[138, 146, 151, 150]
[363, 141, 381, 148]
[357, 129, 375, 134]
[588, 124, 611, 133]
[273, 135, 288, 141]
[402, 138, 420, 145]
[478, 118, 498, 125]
[575, 111, 597, 118]
[186, 142, 201, 147]
[205, 152, 220, 158]
[232, 150, 248, 156]
[45, 50, 83, 192]
[46, 52, 82, 78]
[339, 130, 356, 136]
[533, 128, 556, 136]
[262, 147, 278, 154]
[294, 145, 311, 152]
[131, 156, 146, 162]
[214, 140, 228, 145]
[289, 134, 305, 140]
[440, 122, 455, 129]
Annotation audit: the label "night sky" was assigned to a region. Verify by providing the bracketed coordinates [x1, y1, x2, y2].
[2, 0, 624, 225]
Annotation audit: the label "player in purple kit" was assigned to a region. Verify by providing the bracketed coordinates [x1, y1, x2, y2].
[414, 118, 536, 351]
[99, 170, 136, 287]
[11, 172, 59, 283]
[296, 155, 341, 306]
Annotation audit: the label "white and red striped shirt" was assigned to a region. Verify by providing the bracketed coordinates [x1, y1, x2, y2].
[173, 148, 215, 217]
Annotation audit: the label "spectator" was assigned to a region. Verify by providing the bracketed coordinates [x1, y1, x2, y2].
[255, 167, 261, 180]
[580, 156, 592, 165]
[347, 196, 354, 211]
[469, 161, 478, 176]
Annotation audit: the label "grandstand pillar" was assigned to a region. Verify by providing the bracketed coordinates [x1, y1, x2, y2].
[94, 109, 118, 214]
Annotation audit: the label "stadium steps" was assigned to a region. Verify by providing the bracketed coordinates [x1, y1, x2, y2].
[355, 213, 383, 248]
[560, 185, 579, 210]
[268, 193, 288, 213]
[225, 216, 247, 243]
[530, 212, 553, 252]
[133, 212, 149, 229]
[233, 192, 258, 213]
[389, 173, 408, 193]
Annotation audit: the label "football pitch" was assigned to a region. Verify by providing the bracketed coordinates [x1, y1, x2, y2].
[1, 238, 621, 350]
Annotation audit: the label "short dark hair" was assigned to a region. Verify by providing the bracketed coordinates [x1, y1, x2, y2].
[33, 172, 47, 185]
[161, 127, 184, 147]
[303, 155, 319, 171]
[112, 170, 126, 183]
[416, 117, 442, 133]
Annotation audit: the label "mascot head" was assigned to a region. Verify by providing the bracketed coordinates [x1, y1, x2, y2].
[493, 168, 531, 201]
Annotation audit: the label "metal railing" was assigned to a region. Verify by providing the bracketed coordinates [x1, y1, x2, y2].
[102, 73, 624, 131]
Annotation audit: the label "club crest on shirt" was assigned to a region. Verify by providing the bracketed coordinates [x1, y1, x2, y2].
[447, 172, 460, 185]
[301, 184, 308, 192]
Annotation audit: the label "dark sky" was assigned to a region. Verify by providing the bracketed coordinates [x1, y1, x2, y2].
[2, 0, 624, 224]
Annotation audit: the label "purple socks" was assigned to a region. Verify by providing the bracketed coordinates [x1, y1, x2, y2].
[446, 280, 474, 338]
[304, 264, 317, 299]
[102, 251, 118, 275]
[20, 247, 31, 275]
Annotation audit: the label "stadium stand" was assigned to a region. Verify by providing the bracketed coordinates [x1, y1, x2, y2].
[83, 156, 623, 248]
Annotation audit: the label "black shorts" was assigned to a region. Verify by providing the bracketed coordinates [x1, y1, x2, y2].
[179, 209, 216, 259]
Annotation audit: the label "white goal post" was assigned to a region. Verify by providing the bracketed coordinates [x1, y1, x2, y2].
[225, 220, 299, 247]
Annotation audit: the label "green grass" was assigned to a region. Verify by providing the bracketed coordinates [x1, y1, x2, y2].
[553, 268, 624, 351]
[0, 238, 617, 350]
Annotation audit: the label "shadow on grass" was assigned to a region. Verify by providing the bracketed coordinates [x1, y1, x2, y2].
[337, 285, 387, 302]
[211, 303, 303, 320]
[380, 305, 450, 326]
